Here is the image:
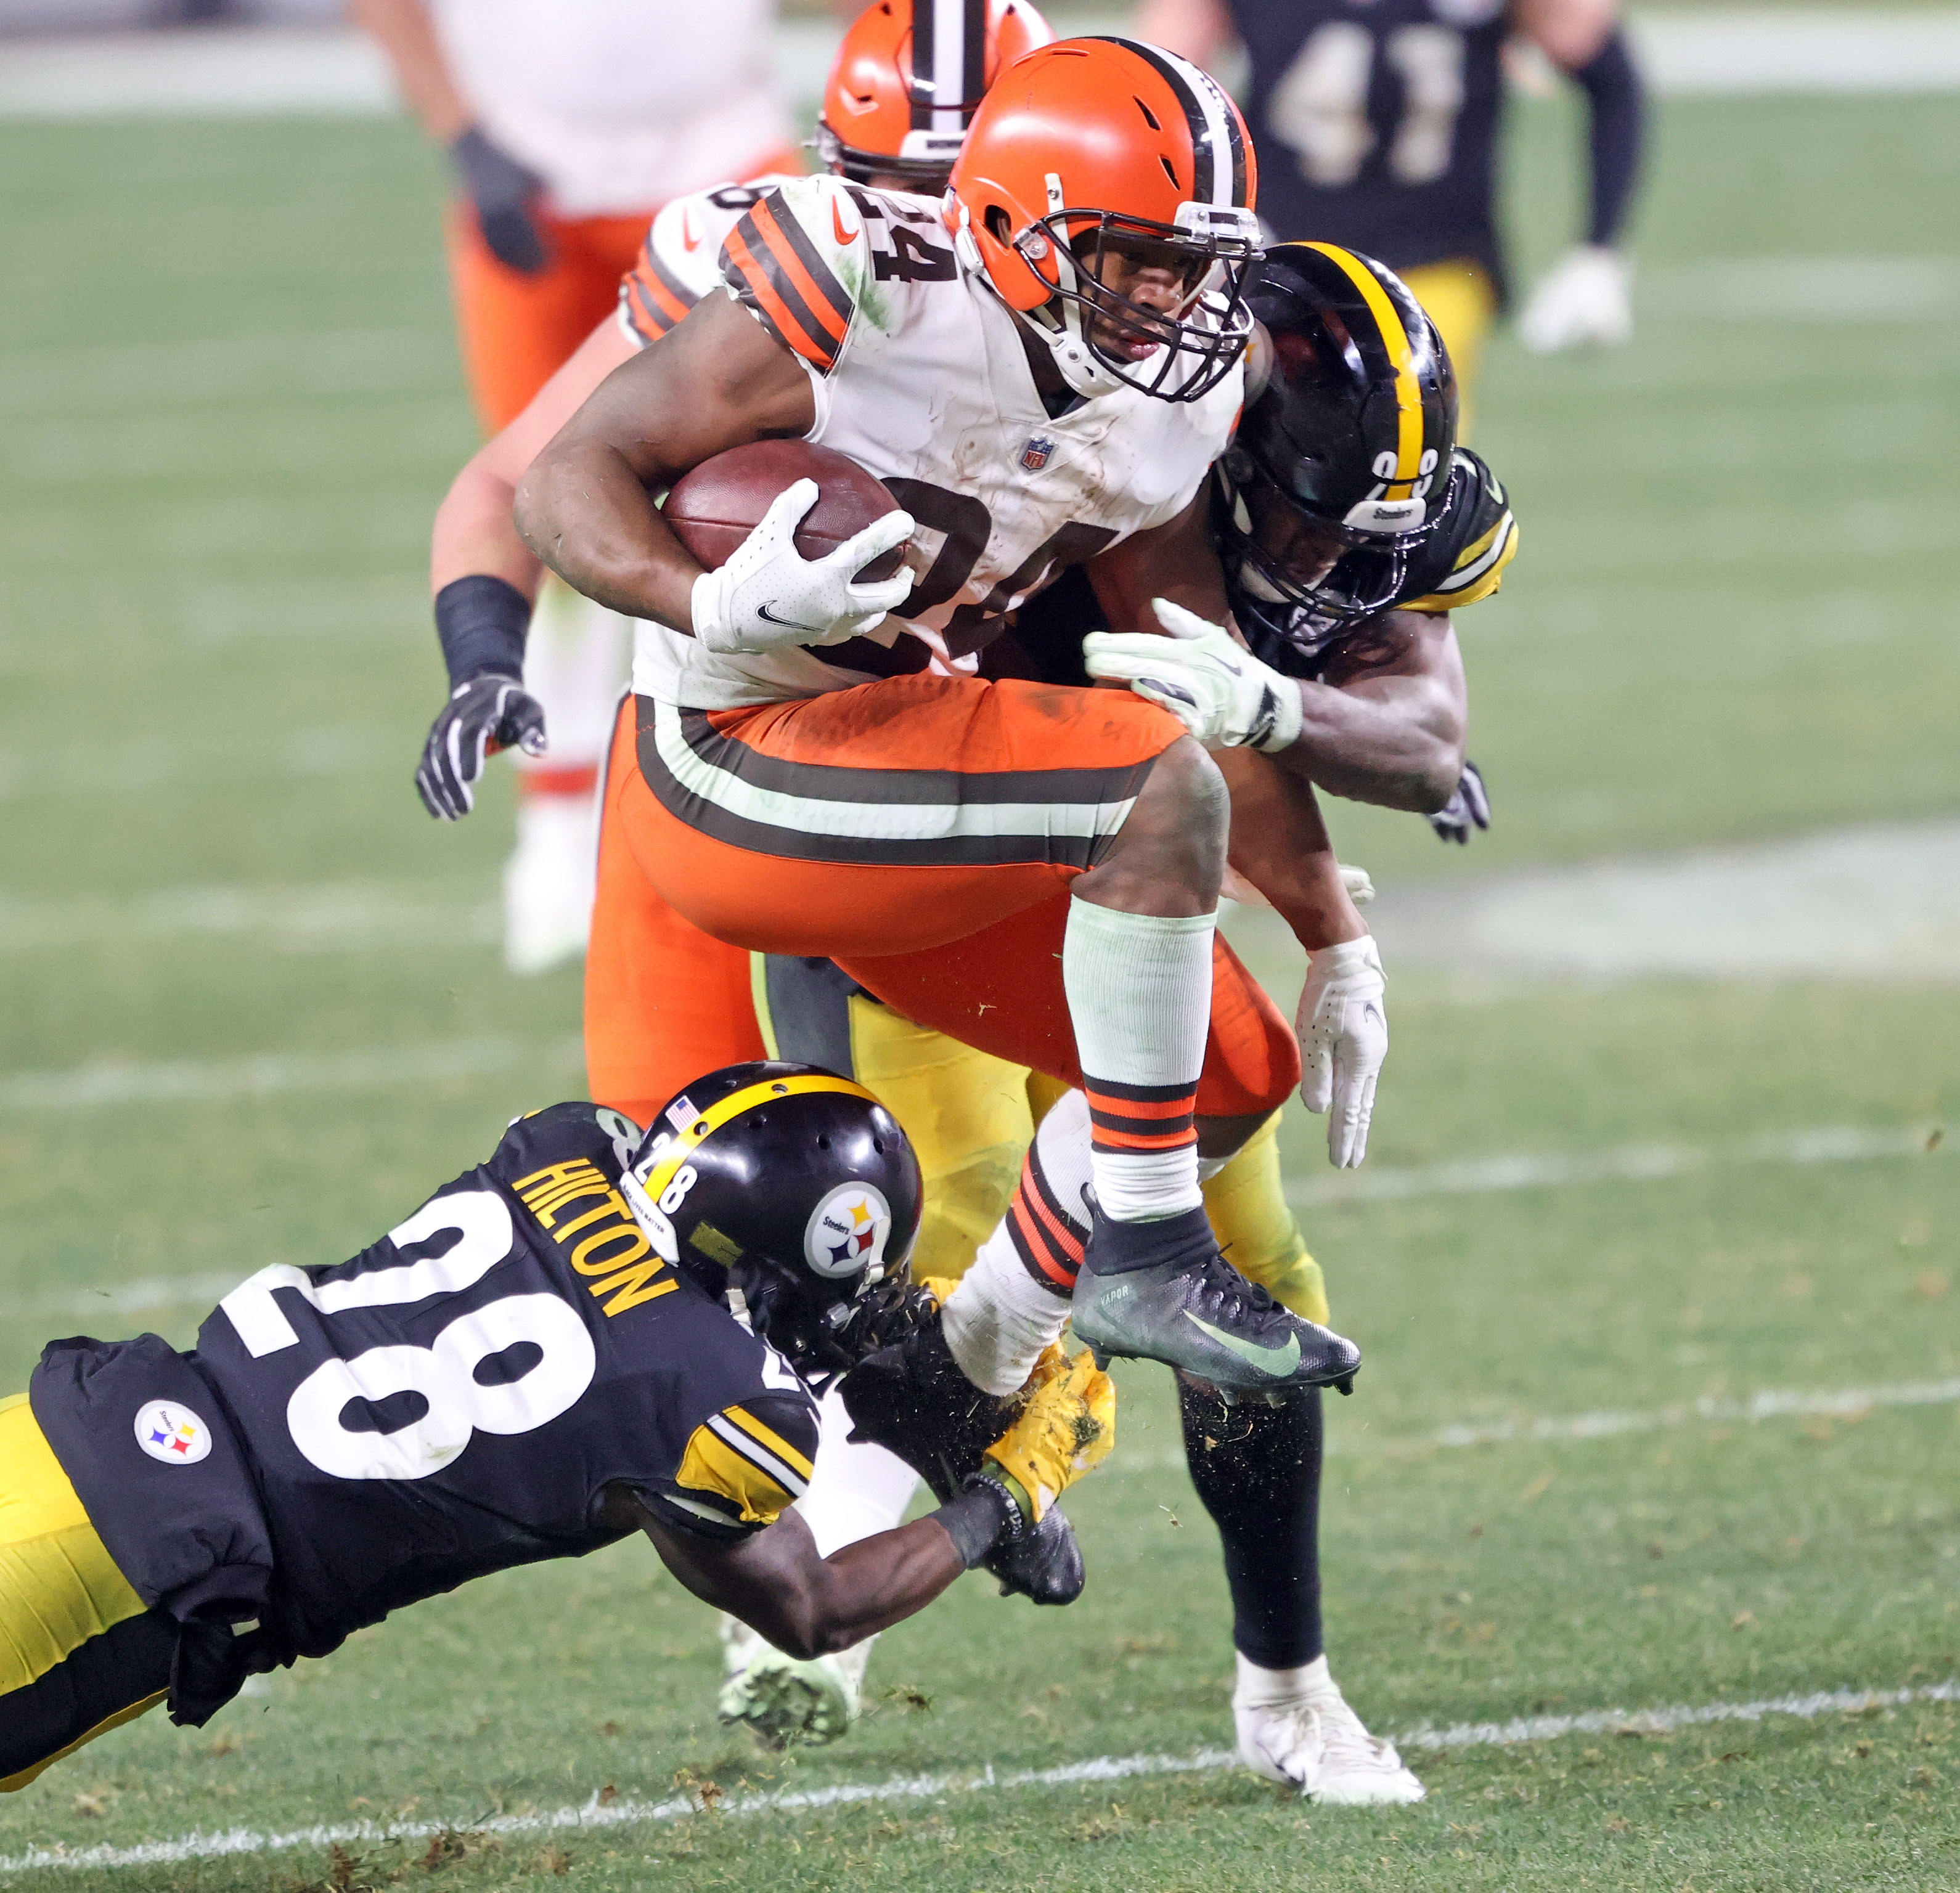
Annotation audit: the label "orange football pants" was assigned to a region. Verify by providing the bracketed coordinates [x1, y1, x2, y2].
[588, 700, 766, 1123]
[444, 145, 807, 433]
[590, 681, 1300, 1122]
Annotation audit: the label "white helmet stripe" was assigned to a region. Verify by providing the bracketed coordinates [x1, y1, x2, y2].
[915, 0, 985, 134]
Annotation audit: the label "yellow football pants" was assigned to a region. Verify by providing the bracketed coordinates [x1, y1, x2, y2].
[0, 1394, 172, 1791]
[753, 961, 1329, 1314]
[1399, 258, 1498, 441]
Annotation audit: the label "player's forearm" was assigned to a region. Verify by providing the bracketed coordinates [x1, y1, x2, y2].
[779, 1518, 974, 1658]
[349, 0, 473, 142]
[514, 441, 703, 630]
[1214, 749, 1368, 949]
[433, 454, 544, 598]
[644, 1507, 971, 1663]
[1280, 675, 1466, 813]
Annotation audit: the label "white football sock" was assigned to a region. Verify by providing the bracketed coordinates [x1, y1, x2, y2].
[943, 1092, 1091, 1394]
[1063, 897, 1215, 1221]
[515, 573, 632, 771]
[1233, 1651, 1332, 1711]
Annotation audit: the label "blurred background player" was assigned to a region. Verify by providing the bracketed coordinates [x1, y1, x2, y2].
[1130, 0, 1646, 412]
[354, 0, 804, 972]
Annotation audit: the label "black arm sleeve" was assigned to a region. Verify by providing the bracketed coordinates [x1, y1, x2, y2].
[434, 574, 531, 686]
[1568, 26, 1646, 248]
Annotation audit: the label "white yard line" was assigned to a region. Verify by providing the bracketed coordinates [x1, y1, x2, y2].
[0, 1037, 579, 1111]
[2, 1680, 1951, 1875]
[0, 882, 497, 955]
[1108, 1374, 1960, 1472]
[1289, 1120, 1948, 1209]
[1425, 1376, 1960, 1449]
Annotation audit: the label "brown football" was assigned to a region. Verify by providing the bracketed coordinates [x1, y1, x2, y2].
[662, 439, 908, 583]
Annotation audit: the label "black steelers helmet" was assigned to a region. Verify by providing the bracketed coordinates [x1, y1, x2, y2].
[618, 1061, 923, 1378]
[1220, 242, 1458, 646]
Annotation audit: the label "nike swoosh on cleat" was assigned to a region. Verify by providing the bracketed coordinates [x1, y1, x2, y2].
[1183, 1315, 1301, 1377]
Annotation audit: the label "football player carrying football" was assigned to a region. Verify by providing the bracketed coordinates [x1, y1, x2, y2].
[512, 38, 1379, 1406]
[0, 1065, 1114, 1792]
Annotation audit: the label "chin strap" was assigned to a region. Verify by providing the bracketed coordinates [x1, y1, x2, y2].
[951, 195, 1125, 401]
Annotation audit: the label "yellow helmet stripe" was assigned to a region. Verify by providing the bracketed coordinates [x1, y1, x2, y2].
[635, 1073, 879, 1206]
[1300, 242, 1423, 497]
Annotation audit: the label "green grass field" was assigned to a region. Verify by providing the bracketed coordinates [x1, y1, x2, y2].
[2, 79, 1958, 1892]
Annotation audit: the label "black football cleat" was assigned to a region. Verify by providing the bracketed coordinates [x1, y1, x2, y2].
[838, 1309, 1088, 1606]
[1071, 1200, 1362, 1394]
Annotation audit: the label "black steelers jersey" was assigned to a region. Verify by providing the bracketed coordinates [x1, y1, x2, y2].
[33, 1104, 821, 1680]
[1227, 0, 1511, 295]
[1241, 446, 1517, 680]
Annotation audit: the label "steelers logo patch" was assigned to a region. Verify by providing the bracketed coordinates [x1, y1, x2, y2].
[803, 1183, 892, 1279]
[133, 1399, 212, 1467]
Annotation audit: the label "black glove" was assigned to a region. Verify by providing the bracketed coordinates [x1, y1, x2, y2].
[415, 674, 547, 820]
[1429, 759, 1491, 845]
[450, 125, 549, 274]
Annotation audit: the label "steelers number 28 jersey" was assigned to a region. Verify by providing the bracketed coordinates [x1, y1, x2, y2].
[185, 1103, 820, 1659]
[1227, 0, 1511, 290]
[628, 172, 1244, 712]
[1242, 446, 1517, 680]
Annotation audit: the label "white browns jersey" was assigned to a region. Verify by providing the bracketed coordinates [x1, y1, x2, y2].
[427, 0, 791, 219]
[624, 173, 1244, 712]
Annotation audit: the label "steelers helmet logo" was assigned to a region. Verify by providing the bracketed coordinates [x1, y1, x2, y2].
[803, 1183, 892, 1279]
[133, 1399, 212, 1467]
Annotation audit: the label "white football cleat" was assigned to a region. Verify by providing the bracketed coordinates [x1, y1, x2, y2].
[1232, 1653, 1426, 1805]
[502, 789, 597, 977]
[717, 1614, 866, 1750]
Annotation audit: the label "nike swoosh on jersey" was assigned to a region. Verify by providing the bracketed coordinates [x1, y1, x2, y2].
[831, 200, 859, 246]
[681, 211, 701, 253]
[756, 601, 829, 637]
[1184, 1314, 1302, 1377]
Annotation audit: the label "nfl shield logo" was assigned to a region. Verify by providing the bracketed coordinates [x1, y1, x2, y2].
[1019, 434, 1056, 472]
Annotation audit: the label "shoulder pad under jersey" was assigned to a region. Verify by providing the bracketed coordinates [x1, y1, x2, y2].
[1397, 449, 1519, 616]
[485, 1100, 645, 1191]
[719, 176, 957, 374]
[619, 174, 803, 348]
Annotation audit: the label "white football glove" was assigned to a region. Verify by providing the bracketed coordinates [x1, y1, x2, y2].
[689, 478, 915, 655]
[1297, 935, 1387, 1169]
[1083, 598, 1304, 752]
[1517, 245, 1634, 354]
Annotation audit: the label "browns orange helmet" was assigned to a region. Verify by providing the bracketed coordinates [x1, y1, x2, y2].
[816, 0, 1055, 192]
[945, 36, 1260, 402]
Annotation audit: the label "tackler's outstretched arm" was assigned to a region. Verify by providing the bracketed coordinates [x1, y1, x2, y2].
[611, 1349, 1115, 1658]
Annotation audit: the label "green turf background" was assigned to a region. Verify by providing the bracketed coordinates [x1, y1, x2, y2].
[1, 77, 1956, 1892]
